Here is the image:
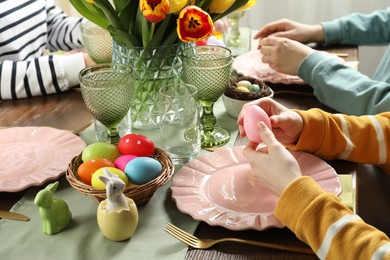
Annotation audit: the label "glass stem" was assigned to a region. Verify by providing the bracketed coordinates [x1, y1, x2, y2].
[227, 13, 241, 48]
[106, 124, 119, 142]
[200, 100, 216, 133]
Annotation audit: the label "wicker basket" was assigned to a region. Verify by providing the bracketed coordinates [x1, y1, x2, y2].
[66, 148, 174, 205]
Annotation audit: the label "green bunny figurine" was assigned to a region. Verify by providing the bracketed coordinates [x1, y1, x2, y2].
[34, 181, 72, 235]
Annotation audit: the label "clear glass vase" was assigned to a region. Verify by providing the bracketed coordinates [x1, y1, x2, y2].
[112, 41, 192, 130]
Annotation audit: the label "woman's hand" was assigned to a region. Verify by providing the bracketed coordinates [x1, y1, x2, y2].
[259, 37, 315, 75]
[243, 122, 302, 196]
[237, 97, 303, 145]
[253, 19, 324, 44]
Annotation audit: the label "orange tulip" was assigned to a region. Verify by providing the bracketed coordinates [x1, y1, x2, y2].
[177, 5, 214, 42]
[139, 0, 170, 23]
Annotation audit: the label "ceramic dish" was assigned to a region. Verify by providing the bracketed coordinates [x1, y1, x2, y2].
[233, 50, 305, 84]
[0, 127, 86, 192]
[171, 146, 341, 231]
[222, 88, 274, 118]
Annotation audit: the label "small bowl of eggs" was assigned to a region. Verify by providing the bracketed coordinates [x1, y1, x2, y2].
[66, 134, 174, 206]
[222, 76, 274, 118]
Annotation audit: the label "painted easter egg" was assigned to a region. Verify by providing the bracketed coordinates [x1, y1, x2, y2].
[243, 105, 271, 143]
[124, 157, 162, 185]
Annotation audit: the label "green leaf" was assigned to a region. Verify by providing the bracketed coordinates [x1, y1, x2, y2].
[198, 0, 213, 10]
[212, 0, 250, 21]
[149, 15, 179, 46]
[68, 0, 110, 28]
[113, 0, 132, 14]
[108, 26, 140, 47]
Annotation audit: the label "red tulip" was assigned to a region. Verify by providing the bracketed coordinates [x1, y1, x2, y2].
[177, 5, 214, 42]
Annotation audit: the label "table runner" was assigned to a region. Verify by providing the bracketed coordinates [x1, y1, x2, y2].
[0, 175, 198, 260]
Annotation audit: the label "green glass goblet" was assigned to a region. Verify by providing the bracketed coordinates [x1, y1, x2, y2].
[79, 64, 133, 143]
[181, 46, 233, 148]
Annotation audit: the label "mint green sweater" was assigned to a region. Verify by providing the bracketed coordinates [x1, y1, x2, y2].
[298, 8, 390, 115]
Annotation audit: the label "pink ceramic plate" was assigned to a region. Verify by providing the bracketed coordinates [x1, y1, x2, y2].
[233, 50, 345, 85]
[0, 127, 86, 192]
[171, 146, 341, 231]
[233, 50, 305, 85]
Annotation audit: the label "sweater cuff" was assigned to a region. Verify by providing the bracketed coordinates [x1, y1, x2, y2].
[298, 51, 328, 82]
[321, 20, 343, 45]
[275, 176, 324, 231]
[286, 109, 327, 153]
[61, 52, 86, 87]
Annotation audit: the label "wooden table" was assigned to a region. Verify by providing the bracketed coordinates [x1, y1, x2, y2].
[1, 45, 389, 259]
[0, 89, 92, 133]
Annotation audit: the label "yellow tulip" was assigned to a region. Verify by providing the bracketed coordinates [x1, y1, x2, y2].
[177, 5, 214, 42]
[85, 0, 96, 4]
[140, 0, 170, 23]
[208, 0, 235, 14]
[168, 0, 194, 14]
[236, 0, 257, 11]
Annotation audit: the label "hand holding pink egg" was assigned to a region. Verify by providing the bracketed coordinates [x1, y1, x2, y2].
[243, 105, 271, 143]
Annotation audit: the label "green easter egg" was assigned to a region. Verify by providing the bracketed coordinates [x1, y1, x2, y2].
[249, 84, 261, 92]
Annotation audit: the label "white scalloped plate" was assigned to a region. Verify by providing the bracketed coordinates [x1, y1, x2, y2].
[171, 146, 341, 231]
[0, 127, 86, 192]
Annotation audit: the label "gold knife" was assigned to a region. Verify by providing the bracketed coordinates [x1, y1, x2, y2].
[0, 210, 30, 221]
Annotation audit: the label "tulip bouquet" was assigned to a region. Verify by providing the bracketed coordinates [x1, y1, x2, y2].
[69, 0, 256, 48]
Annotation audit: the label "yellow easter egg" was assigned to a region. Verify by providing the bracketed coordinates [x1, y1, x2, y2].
[91, 167, 129, 189]
[237, 86, 250, 92]
[236, 80, 252, 88]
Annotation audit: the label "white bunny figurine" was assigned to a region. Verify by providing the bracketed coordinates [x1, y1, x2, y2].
[99, 168, 129, 212]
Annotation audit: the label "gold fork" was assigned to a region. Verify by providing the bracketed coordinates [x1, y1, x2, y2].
[165, 223, 314, 254]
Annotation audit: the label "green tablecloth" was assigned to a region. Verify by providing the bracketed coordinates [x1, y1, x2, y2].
[0, 98, 239, 260]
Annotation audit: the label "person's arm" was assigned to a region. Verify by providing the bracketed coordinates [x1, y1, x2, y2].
[0, 53, 85, 99]
[45, 0, 84, 51]
[322, 7, 390, 45]
[287, 109, 390, 173]
[0, 0, 87, 99]
[243, 120, 390, 259]
[275, 177, 390, 259]
[298, 51, 390, 115]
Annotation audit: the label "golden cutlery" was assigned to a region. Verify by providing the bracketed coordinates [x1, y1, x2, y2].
[0, 210, 30, 221]
[164, 222, 314, 254]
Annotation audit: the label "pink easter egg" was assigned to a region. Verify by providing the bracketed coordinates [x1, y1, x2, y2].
[243, 105, 271, 143]
[114, 154, 138, 172]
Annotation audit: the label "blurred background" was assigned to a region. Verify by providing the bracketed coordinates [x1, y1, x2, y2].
[54, 0, 389, 77]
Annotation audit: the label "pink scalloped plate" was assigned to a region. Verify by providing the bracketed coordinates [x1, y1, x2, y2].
[233, 50, 346, 85]
[171, 146, 341, 231]
[0, 127, 86, 192]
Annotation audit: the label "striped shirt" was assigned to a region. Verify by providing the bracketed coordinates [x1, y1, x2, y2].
[278, 109, 390, 259]
[0, 0, 85, 100]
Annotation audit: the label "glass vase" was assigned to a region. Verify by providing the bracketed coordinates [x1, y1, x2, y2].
[112, 41, 192, 130]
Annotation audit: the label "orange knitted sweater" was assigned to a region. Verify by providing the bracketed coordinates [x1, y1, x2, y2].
[276, 110, 390, 259]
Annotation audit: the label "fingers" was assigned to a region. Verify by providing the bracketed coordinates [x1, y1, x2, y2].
[253, 19, 293, 39]
[257, 121, 277, 147]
